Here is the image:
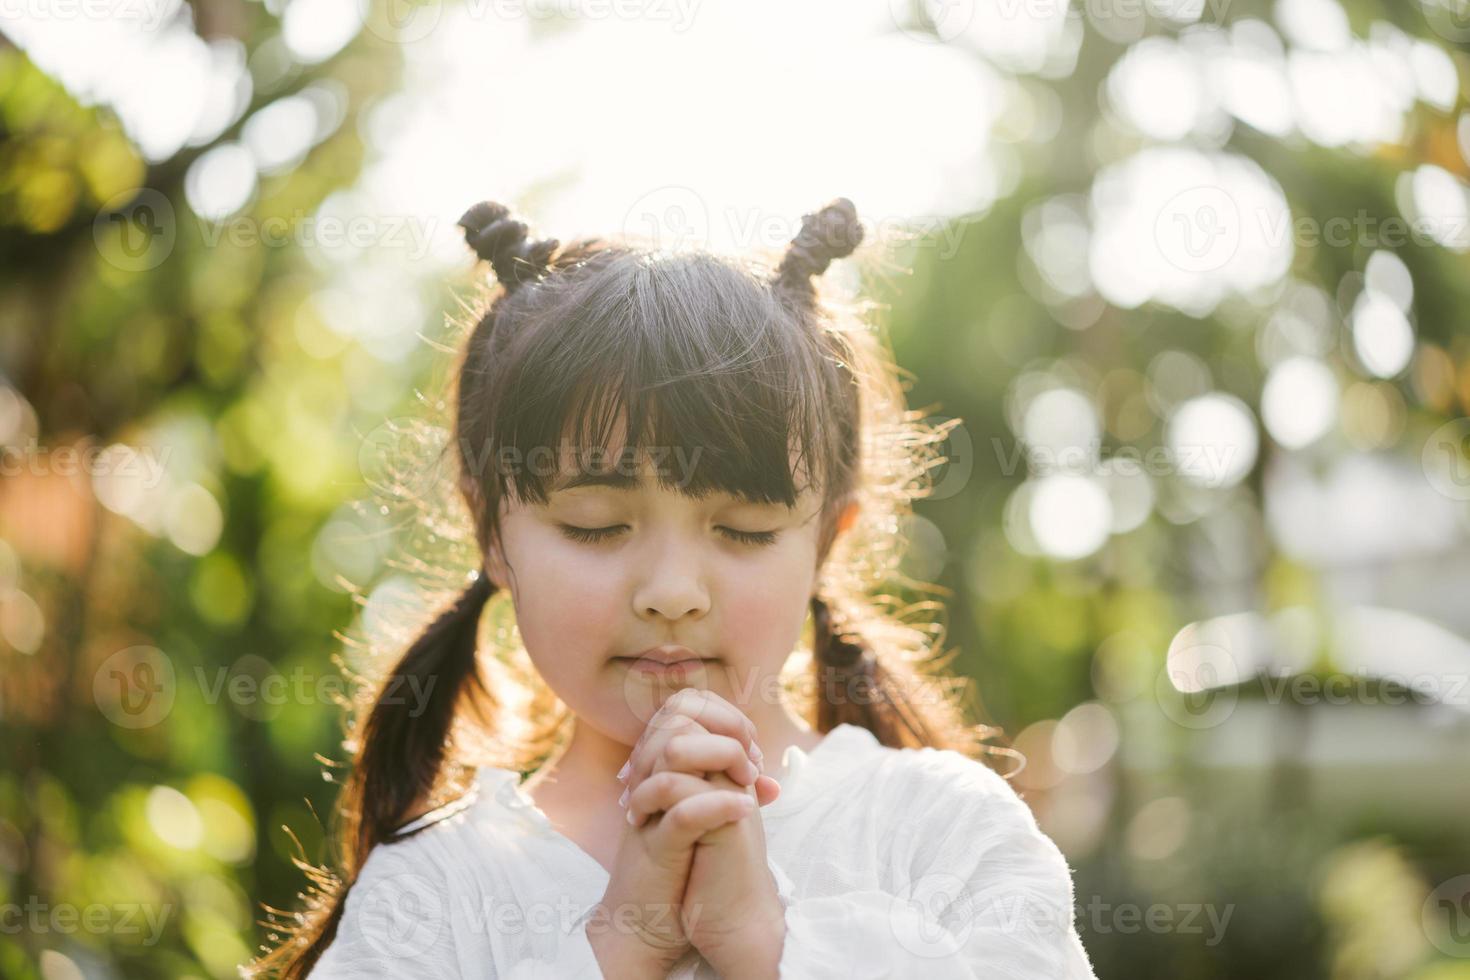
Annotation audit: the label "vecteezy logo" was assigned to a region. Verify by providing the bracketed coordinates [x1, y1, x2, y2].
[621, 187, 710, 253]
[920, 415, 973, 501]
[1153, 185, 1242, 274]
[1419, 0, 1470, 44]
[889, 0, 976, 43]
[361, 0, 445, 45]
[1155, 639, 1239, 730]
[1422, 418, 1470, 501]
[1423, 874, 1470, 958]
[94, 645, 176, 729]
[357, 416, 449, 504]
[891, 872, 976, 957]
[619, 662, 721, 732]
[93, 188, 176, 272]
[359, 872, 445, 959]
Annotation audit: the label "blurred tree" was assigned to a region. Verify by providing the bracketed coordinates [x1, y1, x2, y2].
[3, 0, 1469, 977]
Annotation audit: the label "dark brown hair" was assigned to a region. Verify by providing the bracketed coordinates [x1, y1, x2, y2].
[246, 197, 1008, 978]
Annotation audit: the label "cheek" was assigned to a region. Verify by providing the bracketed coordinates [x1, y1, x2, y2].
[505, 534, 623, 671]
[516, 540, 615, 608]
[720, 544, 817, 658]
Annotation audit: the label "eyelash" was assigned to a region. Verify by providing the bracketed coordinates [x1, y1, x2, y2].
[556, 524, 779, 547]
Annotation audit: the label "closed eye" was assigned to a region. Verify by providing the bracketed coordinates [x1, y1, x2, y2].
[718, 527, 779, 546]
[556, 524, 626, 545]
[555, 524, 779, 547]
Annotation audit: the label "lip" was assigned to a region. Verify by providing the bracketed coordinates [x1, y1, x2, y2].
[615, 645, 715, 674]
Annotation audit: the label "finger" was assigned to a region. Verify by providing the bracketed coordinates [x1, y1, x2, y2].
[647, 791, 755, 851]
[625, 714, 709, 796]
[629, 689, 763, 773]
[626, 769, 718, 829]
[654, 731, 760, 788]
[705, 769, 778, 808]
[626, 714, 758, 799]
[659, 688, 763, 765]
[699, 775, 782, 811]
[632, 687, 717, 757]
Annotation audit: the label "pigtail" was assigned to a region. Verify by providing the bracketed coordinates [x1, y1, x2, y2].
[250, 203, 581, 979]
[810, 593, 940, 748]
[248, 573, 498, 980]
[778, 200, 1000, 761]
[773, 197, 864, 305]
[248, 204, 543, 978]
[458, 201, 560, 292]
[352, 571, 498, 855]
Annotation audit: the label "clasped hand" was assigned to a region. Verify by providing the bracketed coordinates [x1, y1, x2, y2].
[615, 688, 788, 976]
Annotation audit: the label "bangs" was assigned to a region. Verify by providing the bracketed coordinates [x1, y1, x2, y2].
[478, 251, 834, 511]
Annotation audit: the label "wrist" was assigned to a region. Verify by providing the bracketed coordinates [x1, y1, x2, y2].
[695, 906, 786, 980]
[585, 919, 683, 978]
[584, 895, 688, 978]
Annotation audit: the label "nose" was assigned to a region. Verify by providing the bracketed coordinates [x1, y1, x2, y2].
[632, 536, 710, 623]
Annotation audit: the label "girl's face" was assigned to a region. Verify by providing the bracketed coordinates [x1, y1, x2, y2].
[482, 430, 835, 746]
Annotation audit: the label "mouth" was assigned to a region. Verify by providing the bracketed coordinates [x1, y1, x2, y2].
[614, 646, 717, 675]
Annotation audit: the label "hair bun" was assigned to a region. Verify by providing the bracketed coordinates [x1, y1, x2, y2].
[775, 197, 864, 294]
[457, 201, 559, 292]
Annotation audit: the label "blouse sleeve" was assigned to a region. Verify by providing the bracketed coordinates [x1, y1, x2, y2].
[773, 749, 1098, 980]
[305, 842, 469, 979]
[306, 836, 613, 980]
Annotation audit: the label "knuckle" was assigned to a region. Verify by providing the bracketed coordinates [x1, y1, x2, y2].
[663, 732, 691, 764]
[664, 800, 698, 831]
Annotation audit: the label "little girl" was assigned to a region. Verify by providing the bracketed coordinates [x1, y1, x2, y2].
[250, 198, 1098, 978]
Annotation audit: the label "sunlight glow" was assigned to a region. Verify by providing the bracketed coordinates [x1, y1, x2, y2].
[1107, 38, 1205, 141]
[1021, 387, 1101, 461]
[1213, 20, 1293, 138]
[1350, 292, 1415, 378]
[184, 144, 257, 223]
[1090, 149, 1292, 315]
[1402, 165, 1470, 252]
[359, 2, 1011, 271]
[1261, 356, 1339, 449]
[242, 95, 320, 175]
[1275, 0, 1351, 51]
[147, 785, 204, 850]
[1030, 474, 1112, 561]
[1363, 250, 1414, 311]
[1267, 453, 1459, 562]
[282, 0, 364, 64]
[1, 8, 250, 163]
[1166, 393, 1258, 488]
[958, 0, 1080, 75]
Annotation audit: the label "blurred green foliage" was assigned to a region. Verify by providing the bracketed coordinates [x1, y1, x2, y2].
[3, 1, 1470, 978]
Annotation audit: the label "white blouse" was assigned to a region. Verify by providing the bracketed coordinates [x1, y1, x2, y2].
[309, 722, 1098, 979]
